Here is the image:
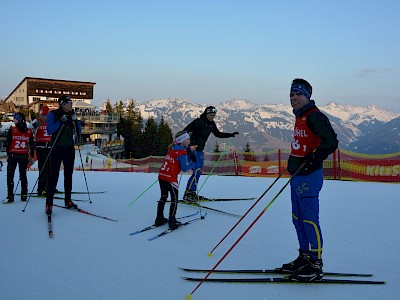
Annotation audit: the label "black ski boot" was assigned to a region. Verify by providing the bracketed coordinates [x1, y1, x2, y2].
[168, 218, 182, 230]
[154, 216, 168, 227]
[45, 204, 53, 215]
[183, 190, 197, 202]
[4, 196, 14, 204]
[280, 249, 311, 272]
[290, 258, 323, 282]
[65, 200, 78, 209]
[155, 200, 168, 226]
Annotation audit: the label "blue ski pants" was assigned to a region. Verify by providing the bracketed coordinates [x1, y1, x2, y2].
[290, 168, 324, 260]
[186, 151, 204, 191]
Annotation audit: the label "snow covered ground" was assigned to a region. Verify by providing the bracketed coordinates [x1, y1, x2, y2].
[0, 144, 398, 300]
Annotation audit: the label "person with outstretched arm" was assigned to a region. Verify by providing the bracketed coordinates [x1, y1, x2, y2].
[183, 106, 238, 202]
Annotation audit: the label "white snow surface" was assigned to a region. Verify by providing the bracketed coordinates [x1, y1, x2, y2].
[0, 145, 398, 300]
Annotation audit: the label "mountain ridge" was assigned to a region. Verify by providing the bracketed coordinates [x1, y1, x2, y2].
[129, 98, 399, 154]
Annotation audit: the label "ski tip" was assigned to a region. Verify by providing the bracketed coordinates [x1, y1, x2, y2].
[207, 252, 213, 257]
[184, 293, 192, 300]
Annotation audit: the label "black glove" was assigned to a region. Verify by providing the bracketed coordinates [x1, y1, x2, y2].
[186, 149, 197, 163]
[303, 152, 323, 173]
[231, 131, 239, 137]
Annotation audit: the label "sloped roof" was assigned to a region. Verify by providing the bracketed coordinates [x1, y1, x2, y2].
[73, 100, 96, 108]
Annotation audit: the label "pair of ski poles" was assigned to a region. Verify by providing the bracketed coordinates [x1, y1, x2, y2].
[23, 122, 91, 212]
[128, 141, 232, 207]
[185, 163, 305, 299]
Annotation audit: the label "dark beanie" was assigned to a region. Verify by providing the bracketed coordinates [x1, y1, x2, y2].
[58, 95, 72, 106]
[204, 106, 217, 114]
[14, 112, 26, 122]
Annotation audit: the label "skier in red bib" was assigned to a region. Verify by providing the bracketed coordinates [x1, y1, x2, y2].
[31, 105, 52, 196]
[280, 78, 338, 282]
[5, 112, 35, 203]
[155, 130, 195, 230]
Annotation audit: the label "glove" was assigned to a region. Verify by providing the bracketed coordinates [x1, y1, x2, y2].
[71, 113, 77, 121]
[303, 152, 322, 173]
[186, 149, 197, 163]
[60, 114, 68, 123]
[231, 131, 239, 137]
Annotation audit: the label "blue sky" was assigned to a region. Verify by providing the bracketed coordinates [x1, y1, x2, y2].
[1, 0, 399, 112]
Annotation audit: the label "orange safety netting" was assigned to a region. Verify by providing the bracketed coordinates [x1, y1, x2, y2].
[29, 149, 398, 183]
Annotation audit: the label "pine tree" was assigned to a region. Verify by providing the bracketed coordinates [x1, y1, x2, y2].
[142, 117, 160, 157]
[243, 141, 256, 161]
[130, 108, 144, 158]
[117, 99, 144, 158]
[105, 98, 114, 113]
[244, 142, 251, 152]
[126, 99, 138, 120]
[114, 100, 124, 115]
[158, 116, 173, 156]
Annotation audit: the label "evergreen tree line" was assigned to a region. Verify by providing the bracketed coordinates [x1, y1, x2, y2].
[105, 99, 259, 159]
[107, 99, 173, 159]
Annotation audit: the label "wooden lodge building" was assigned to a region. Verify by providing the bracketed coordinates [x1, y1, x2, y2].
[4, 77, 96, 113]
[2, 77, 124, 157]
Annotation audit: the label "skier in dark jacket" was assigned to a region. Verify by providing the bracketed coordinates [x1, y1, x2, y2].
[45, 95, 81, 215]
[280, 78, 338, 282]
[182, 106, 238, 201]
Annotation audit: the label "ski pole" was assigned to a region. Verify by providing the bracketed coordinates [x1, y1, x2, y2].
[193, 169, 204, 218]
[72, 120, 92, 203]
[207, 167, 288, 257]
[14, 178, 20, 195]
[129, 178, 158, 206]
[185, 164, 305, 300]
[77, 142, 92, 203]
[198, 141, 232, 193]
[23, 125, 65, 212]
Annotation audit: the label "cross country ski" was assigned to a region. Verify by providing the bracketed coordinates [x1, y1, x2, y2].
[179, 202, 240, 217]
[130, 212, 199, 235]
[53, 204, 117, 221]
[178, 267, 373, 277]
[181, 276, 385, 284]
[179, 197, 255, 202]
[47, 215, 53, 238]
[148, 214, 207, 241]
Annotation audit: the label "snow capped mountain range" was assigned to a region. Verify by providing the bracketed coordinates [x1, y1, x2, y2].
[129, 98, 399, 154]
